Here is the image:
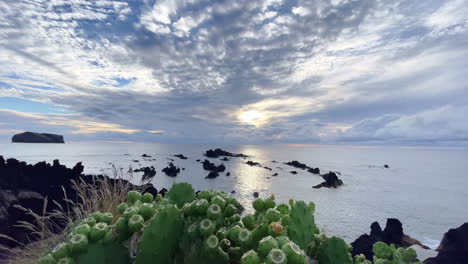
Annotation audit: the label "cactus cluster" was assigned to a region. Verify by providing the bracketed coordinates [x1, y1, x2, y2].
[38, 182, 422, 264]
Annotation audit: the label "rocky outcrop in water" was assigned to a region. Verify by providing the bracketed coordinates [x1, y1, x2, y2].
[245, 160, 261, 167]
[351, 218, 428, 260]
[134, 166, 156, 180]
[0, 156, 157, 250]
[284, 160, 320, 174]
[162, 162, 180, 177]
[174, 154, 187, 160]
[11, 132, 64, 143]
[312, 171, 343, 188]
[202, 159, 226, 173]
[204, 148, 248, 158]
[424, 223, 468, 264]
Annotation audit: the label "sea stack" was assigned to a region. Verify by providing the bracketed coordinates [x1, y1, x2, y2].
[12, 132, 65, 143]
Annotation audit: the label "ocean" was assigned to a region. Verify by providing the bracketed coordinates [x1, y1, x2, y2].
[1, 142, 467, 248]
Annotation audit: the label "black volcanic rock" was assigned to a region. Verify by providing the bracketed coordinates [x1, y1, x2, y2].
[263, 166, 272, 171]
[0, 156, 157, 250]
[134, 166, 156, 180]
[384, 164, 389, 168]
[204, 148, 248, 158]
[142, 154, 152, 158]
[220, 157, 230, 161]
[425, 223, 468, 264]
[351, 218, 428, 260]
[245, 160, 261, 166]
[226, 172, 231, 176]
[12, 132, 64, 143]
[290, 171, 298, 174]
[202, 159, 226, 173]
[162, 162, 180, 177]
[285, 160, 308, 169]
[272, 173, 278, 176]
[174, 154, 188, 160]
[205, 171, 219, 179]
[307, 167, 320, 174]
[313, 171, 343, 188]
[285, 160, 320, 175]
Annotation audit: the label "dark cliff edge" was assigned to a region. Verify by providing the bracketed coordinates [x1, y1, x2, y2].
[11, 132, 65, 143]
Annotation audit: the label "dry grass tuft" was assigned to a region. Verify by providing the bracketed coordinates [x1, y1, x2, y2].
[2, 165, 144, 264]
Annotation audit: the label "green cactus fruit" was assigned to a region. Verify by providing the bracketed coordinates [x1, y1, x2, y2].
[373, 241, 393, 259]
[287, 200, 318, 249]
[198, 190, 213, 201]
[264, 198, 276, 210]
[100, 212, 113, 224]
[127, 190, 142, 204]
[275, 236, 290, 248]
[102, 230, 116, 245]
[269, 222, 284, 237]
[195, 199, 210, 215]
[138, 203, 156, 220]
[183, 200, 196, 216]
[228, 225, 242, 242]
[241, 250, 260, 264]
[117, 203, 129, 214]
[225, 197, 240, 207]
[229, 247, 243, 261]
[205, 235, 219, 250]
[258, 236, 279, 257]
[166, 182, 197, 208]
[156, 193, 164, 201]
[57, 257, 75, 264]
[142, 192, 154, 203]
[207, 204, 222, 220]
[266, 248, 287, 264]
[69, 234, 88, 254]
[187, 222, 199, 238]
[265, 208, 281, 222]
[228, 214, 241, 224]
[73, 224, 91, 237]
[115, 217, 128, 233]
[90, 222, 108, 241]
[354, 254, 372, 264]
[242, 214, 257, 230]
[211, 195, 226, 208]
[280, 215, 290, 226]
[220, 238, 231, 251]
[136, 205, 184, 264]
[89, 212, 103, 222]
[281, 241, 308, 264]
[224, 204, 237, 217]
[38, 254, 57, 264]
[200, 218, 215, 236]
[253, 198, 265, 212]
[317, 236, 353, 264]
[238, 228, 252, 248]
[128, 214, 145, 232]
[216, 228, 227, 240]
[82, 217, 96, 227]
[123, 206, 138, 220]
[276, 204, 289, 215]
[51, 242, 69, 260]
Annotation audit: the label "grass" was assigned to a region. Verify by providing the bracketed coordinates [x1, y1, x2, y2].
[1, 165, 144, 263]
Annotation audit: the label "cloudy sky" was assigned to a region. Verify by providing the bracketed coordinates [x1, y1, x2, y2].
[0, 0, 467, 145]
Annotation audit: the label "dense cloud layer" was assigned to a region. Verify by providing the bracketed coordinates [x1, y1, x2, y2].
[0, 0, 467, 145]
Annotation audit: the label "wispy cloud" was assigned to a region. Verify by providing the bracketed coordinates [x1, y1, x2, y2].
[0, 0, 467, 145]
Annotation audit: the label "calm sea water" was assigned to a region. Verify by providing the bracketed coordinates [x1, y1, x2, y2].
[1, 142, 467, 247]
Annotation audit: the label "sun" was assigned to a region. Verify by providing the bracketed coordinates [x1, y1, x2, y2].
[238, 109, 265, 127]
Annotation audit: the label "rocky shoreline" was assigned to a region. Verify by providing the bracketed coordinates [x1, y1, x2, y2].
[0, 155, 466, 263]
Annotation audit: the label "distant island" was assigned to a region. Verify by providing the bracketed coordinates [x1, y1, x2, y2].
[12, 131, 65, 143]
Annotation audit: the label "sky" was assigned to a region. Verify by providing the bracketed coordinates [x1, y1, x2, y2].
[0, 0, 467, 145]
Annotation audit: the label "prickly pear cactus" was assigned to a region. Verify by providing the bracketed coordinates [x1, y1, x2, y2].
[165, 182, 197, 208]
[76, 242, 130, 264]
[287, 200, 319, 249]
[316, 236, 353, 264]
[135, 204, 184, 264]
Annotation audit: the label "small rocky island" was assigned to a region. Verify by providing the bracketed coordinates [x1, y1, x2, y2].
[12, 131, 65, 143]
